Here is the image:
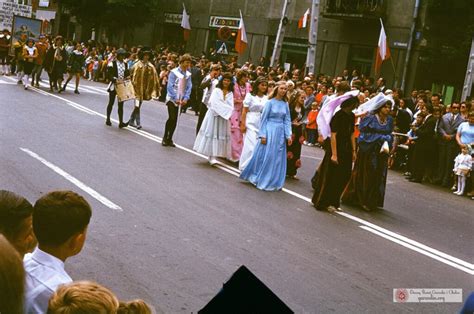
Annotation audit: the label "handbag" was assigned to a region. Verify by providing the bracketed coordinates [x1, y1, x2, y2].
[115, 79, 135, 102]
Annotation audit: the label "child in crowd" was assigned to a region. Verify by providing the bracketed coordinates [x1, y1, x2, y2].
[453, 147, 473, 196]
[306, 102, 319, 146]
[92, 56, 100, 81]
[24, 190, 92, 314]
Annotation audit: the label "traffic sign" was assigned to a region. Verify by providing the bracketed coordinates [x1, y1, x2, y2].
[216, 40, 228, 55]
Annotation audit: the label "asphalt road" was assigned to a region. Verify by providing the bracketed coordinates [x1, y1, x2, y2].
[1, 75, 473, 313]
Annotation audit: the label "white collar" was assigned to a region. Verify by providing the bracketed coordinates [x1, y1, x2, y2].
[30, 247, 66, 272]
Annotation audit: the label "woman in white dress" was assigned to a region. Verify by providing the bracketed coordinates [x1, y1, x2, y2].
[193, 72, 234, 165]
[239, 77, 268, 170]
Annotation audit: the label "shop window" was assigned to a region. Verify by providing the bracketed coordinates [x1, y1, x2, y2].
[348, 45, 373, 76]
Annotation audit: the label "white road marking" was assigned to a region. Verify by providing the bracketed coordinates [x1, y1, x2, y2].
[360, 226, 474, 275]
[26, 85, 474, 275]
[0, 80, 16, 85]
[20, 148, 122, 211]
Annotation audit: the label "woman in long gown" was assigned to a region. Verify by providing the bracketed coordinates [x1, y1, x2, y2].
[342, 100, 394, 211]
[193, 73, 234, 165]
[239, 77, 268, 171]
[311, 95, 359, 212]
[240, 81, 293, 191]
[286, 90, 306, 179]
[230, 70, 251, 162]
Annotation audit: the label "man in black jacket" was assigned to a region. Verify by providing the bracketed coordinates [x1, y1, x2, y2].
[105, 48, 130, 128]
[409, 104, 437, 183]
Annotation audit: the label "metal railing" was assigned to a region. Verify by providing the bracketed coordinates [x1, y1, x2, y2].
[324, 0, 385, 17]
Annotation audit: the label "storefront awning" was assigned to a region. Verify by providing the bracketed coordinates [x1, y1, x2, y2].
[35, 9, 56, 21]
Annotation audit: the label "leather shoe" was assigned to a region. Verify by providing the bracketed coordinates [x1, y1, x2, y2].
[105, 120, 112, 126]
[118, 122, 128, 129]
[161, 140, 169, 147]
[168, 140, 176, 147]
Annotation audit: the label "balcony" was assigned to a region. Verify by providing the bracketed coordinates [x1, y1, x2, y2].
[322, 0, 386, 20]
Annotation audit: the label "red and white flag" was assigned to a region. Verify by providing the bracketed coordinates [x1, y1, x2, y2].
[181, 4, 191, 41]
[298, 8, 310, 29]
[235, 10, 247, 55]
[375, 19, 391, 75]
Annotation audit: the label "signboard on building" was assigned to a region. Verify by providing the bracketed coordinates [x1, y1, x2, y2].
[0, 0, 33, 31]
[164, 13, 182, 25]
[209, 16, 240, 30]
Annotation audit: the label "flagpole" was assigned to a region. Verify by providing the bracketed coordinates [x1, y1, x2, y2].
[270, 0, 292, 68]
[306, 0, 320, 75]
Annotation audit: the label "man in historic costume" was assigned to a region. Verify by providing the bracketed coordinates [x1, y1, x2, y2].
[43, 36, 67, 92]
[13, 33, 28, 84]
[163, 54, 192, 147]
[0, 29, 11, 75]
[105, 48, 131, 128]
[127, 47, 160, 130]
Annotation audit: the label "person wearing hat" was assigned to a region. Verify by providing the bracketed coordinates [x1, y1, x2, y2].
[342, 97, 394, 211]
[163, 54, 192, 147]
[31, 35, 48, 87]
[61, 42, 85, 94]
[105, 48, 130, 128]
[127, 47, 159, 129]
[43, 36, 68, 92]
[0, 29, 11, 75]
[21, 38, 38, 90]
[312, 95, 359, 212]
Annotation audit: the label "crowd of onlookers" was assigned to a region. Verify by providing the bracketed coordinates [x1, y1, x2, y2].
[0, 190, 159, 314]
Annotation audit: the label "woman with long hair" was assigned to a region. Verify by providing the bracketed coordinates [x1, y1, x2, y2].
[239, 77, 268, 171]
[230, 69, 251, 162]
[0, 235, 25, 314]
[286, 89, 306, 179]
[240, 81, 292, 191]
[342, 99, 394, 211]
[194, 72, 234, 165]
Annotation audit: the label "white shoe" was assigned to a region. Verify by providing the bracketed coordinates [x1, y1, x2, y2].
[453, 191, 461, 195]
[208, 156, 217, 165]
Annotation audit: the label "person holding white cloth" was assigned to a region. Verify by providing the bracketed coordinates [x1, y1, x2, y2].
[194, 72, 234, 165]
[239, 77, 269, 171]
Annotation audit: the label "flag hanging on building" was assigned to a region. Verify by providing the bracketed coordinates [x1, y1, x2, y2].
[235, 10, 247, 55]
[298, 8, 310, 29]
[181, 4, 191, 41]
[375, 18, 391, 75]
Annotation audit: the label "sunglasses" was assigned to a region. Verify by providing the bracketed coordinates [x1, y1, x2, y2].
[451, 106, 460, 109]
[461, 106, 466, 108]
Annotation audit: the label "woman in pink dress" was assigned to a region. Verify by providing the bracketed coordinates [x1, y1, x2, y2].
[231, 70, 251, 162]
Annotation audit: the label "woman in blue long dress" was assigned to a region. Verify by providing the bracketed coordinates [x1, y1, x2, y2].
[342, 101, 394, 211]
[240, 81, 292, 191]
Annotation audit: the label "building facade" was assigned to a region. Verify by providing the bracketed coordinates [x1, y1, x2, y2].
[150, 0, 427, 95]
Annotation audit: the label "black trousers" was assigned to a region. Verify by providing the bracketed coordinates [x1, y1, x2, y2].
[196, 102, 208, 134]
[164, 101, 179, 141]
[106, 90, 125, 123]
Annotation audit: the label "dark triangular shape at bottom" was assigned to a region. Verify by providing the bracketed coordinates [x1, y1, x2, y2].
[198, 265, 294, 314]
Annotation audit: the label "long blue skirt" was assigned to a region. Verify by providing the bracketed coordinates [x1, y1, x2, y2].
[240, 122, 287, 191]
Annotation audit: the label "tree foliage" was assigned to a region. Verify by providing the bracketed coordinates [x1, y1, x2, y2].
[60, 0, 160, 30]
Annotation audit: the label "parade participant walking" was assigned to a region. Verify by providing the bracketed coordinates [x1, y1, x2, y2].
[13, 33, 27, 84]
[196, 64, 221, 134]
[0, 29, 11, 75]
[194, 72, 234, 165]
[105, 48, 130, 128]
[230, 70, 251, 162]
[342, 98, 394, 211]
[240, 81, 292, 191]
[311, 95, 359, 212]
[239, 77, 268, 171]
[43, 36, 67, 92]
[286, 90, 306, 179]
[128, 48, 160, 130]
[61, 43, 85, 94]
[31, 35, 48, 87]
[163, 54, 192, 147]
[22, 39, 38, 90]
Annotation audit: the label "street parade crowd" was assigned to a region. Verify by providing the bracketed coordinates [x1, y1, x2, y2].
[1, 28, 474, 313]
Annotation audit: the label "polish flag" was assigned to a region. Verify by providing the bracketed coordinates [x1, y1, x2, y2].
[181, 5, 191, 41]
[235, 10, 247, 55]
[375, 19, 391, 75]
[298, 8, 310, 29]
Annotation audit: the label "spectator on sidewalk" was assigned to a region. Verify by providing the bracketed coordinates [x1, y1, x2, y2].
[456, 111, 474, 198]
[306, 102, 319, 146]
[0, 190, 36, 257]
[24, 190, 92, 314]
[0, 234, 25, 314]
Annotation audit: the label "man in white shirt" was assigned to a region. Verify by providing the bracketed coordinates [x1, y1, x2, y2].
[24, 190, 92, 314]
